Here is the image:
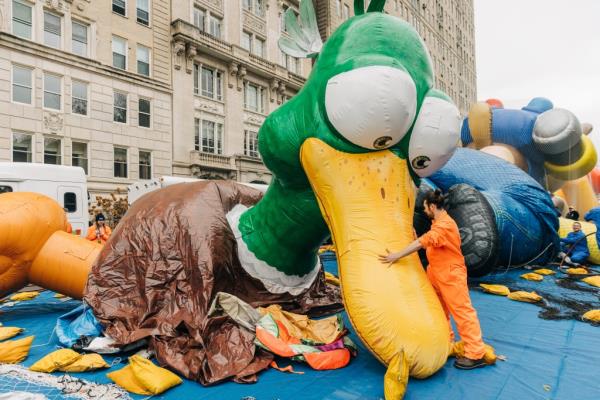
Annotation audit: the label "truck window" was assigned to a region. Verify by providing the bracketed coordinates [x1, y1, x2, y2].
[64, 192, 77, 212]
[0, 186, 12, 194]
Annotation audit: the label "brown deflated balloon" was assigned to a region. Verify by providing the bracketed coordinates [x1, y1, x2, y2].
[85, 181, 341, 385]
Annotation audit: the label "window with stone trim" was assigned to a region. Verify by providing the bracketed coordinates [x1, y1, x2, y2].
[112, 36, 127, 70]
[12, 0, 33, 39]
[114, 147, 128, 178]
[72, 21, 88, 57]
[193, 64, 223, 101]
[137, 45, 150, 76]
[71, 80, 88, 116]
[113, 91, 127, 123]
[44, 11, 61, 48]
[244, 130, 259, 158]
[193, 6, 205, 31]
[113, 0, 126, 16]
[137, 0, 150, 25]
[44, 137, 62, 165]
[195, 118, 223, 154]
[243, 81, 265, 114]
[43, 73, 61, 110]
[72, 141, 88, 174]
[12, 64, 33, 105]
[209, 14, 222, 38]
[139, 150, 152, 179]
[12, 132, 33, 163]
[138, 98, 151, 128]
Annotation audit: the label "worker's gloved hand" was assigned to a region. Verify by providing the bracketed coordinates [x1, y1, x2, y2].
[0, 193, 68, 296]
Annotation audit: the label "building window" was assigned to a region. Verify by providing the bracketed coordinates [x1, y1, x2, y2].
[71, 21, 88, 57]
[244, 130, 259, 158]
[209, 15, 222, 38]
[138, 98, 151, 127]
[114, 147, 128, 178]
[243, 0, 264, 17]
[255, 37, 265, 57]
[194, 64, 222, 101]
[114, 92, 127, 123]
[193, 6, 205, 31]
[112, 36, 127, 70]
[71, 80, 88, 115]
[44, 11, 61, 48]
[44, 137, 62, 165]
[43, 73, 61, 110]
[241, 31, 252, 51]
[137, 45, 150, 76]
[12, 0, 32, 39]
[336, 0, 342, 17]
[113, 0, 126, 16]
[12, 65, 33, 105]
[244, 82, 264, 113]
[137, 0, 149, 25]
[139, 150, 151, 179]
[12, 132, 33, 162]
[195, 119, 223, 154]
[280, 51, 300, 74]
[343, 4, 349, 20]
[72, 141, 88, 174]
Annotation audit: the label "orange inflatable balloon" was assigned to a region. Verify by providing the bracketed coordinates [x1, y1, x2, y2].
[0, 192, 99, 298]
[589, 167, 600, 194]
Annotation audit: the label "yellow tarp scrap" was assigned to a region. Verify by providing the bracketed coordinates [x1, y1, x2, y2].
[30, 349, 81, 373]
[582, 276, 600, 288]
[533, 268, 555, 275]
[521, 273, 544, 281]
[10, 291, 40, 301]
[0, 336, 34, 363]
[0, 327, 23, 341]
[507, 291, 543, 303]
[479, 284, 510, 296]
[258, 304, 342, 344]
[566, 267, 588, 275]
[108, 355, 182, 395]
[324, 272, 340, 286]
[60, 353, 109, 372]
[582, 310, 600, 323]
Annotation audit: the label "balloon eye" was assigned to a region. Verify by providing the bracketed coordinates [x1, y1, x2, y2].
[373, 136, 393, 149]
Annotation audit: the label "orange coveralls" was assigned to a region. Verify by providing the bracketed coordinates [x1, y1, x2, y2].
[86, 225, 112, 244]
[419, 210, 486, 360]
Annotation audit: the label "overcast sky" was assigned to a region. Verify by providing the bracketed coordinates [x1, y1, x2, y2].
[474, 0, 600, 151]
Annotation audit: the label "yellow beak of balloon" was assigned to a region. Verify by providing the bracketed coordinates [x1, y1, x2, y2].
[300, 138, 450, 399]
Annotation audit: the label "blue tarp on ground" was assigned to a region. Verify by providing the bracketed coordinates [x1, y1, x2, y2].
[0, 258, 599, 399]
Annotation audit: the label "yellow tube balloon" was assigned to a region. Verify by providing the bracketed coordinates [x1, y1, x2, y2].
[301, 138, 449, 398]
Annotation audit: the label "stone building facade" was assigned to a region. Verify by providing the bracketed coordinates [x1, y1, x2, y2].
[0, 0, 476, 190]
[0, 0, 173, 196]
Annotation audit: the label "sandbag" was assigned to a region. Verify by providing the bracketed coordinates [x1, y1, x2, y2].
[108, 356, 182, 395]
[0, 336, 34, 363]
[107, 365, 152, 395]
[533, 268, 555, 275]
[0, 327, 23, 341]
[30, 349, 81, 372]
[582, 276, 600, 288]
[10, 292, 39, 301]
[582, 310, 600, 323]
[521, 273, 544, 281]
[507, 291, 543, 303]
[479, 284, 510, 296]
[566, 268, 588, 275]
[60, 353, 109, 372]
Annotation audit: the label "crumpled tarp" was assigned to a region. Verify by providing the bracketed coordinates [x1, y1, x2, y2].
[56, 304, 103, 348]
[84, 181, 342, 385]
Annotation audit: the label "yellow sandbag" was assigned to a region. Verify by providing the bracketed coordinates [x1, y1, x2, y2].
[582, 276, 600, 288]
[10, 291, 39, 301]
[582, 310, 600, 323]
[450, 341, 497, 365]
[129, 355, 182, 394]
[566, 267, 588, 275]
[533, 268, 555, 276]
[107, 365, 152, 395]
[521, 272, 543, 281]
[30, 348, 81, 372]
[558, 218, 600, 264]
[479, 284, 510, 296]
[507, 291, 542, 303]
[54, 293, 66, 298]
[0, 336, 34, 363]
[0, 327, 23, 341]
[60, 353, 109, 372]
[324, 271, 340, 286]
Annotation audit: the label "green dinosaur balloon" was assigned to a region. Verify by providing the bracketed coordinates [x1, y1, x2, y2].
[231, 1, 463, 398]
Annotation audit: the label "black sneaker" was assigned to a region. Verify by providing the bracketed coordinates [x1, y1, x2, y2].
[454, 356, 488, 370]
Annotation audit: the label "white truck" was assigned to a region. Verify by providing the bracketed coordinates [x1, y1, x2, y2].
[0, 162, 89, 236]
[127, 176, 269, 205]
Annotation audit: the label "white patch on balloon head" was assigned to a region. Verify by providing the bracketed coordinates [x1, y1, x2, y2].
[325, 66, 417, 150]
[408, 97, 461, 177]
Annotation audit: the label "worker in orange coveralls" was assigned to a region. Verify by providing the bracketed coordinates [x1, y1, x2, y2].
[87, 213, 112, 244]
[379, 189, 488, 370]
